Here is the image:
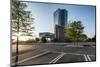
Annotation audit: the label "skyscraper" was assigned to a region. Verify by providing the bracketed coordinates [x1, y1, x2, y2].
[54, 8, 68, 41]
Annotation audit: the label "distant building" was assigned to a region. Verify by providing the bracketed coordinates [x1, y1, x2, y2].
[54, 8, 68, 41]
[39, 32, 54, 41]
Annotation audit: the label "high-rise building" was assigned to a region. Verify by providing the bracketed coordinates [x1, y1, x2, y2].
[54, 8, 68, 41]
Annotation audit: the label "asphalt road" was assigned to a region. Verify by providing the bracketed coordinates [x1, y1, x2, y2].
[11, 42, 96, 66]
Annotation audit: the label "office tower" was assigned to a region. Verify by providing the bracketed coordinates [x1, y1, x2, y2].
[54, 8, 68, 41]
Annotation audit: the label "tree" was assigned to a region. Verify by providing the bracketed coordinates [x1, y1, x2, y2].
[12, 0, 34, 37]
[79, 34, 88, 42]
[86, 38, 92, 42]
[35, 38, 40, 42]
[86, 35, 96, 42]
[65, 21, 84, 43]
[11, 0, 34, 66]
[41, 37, 47, 43]
[91, 35, 96, 42]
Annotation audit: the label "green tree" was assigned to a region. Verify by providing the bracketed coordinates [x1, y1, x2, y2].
[12, 0, 34, 37]
[86, 38, 92, 42]
[86, 35, 96, 42]
[79, 34, 88, 42]
[92, 35, 96, 42]
[35, 38, 40, 42]
[65, 21, 84, 44]
[11, 0, 34, 66]
[41, 37, 47, 43]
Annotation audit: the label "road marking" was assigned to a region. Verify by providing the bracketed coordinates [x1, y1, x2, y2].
[49, 52, 66, 64]
[12, 49, 36, 59]
[84, 55, 88, 61]
[12, 51, 50, 66]
[87, 55, 91, 61]
[84, 55, 91, 61]
[12, 49, 48, 59]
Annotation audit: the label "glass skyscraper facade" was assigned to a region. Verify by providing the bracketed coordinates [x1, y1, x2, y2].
[54, 8, 68, 41]
[54, 8, 68, 27]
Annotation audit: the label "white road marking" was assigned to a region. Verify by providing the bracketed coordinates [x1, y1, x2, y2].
[12, 51, 50, 66]
[84, 55, 88, 61]
[87, 55, 91, 61]
[83, 55, 92, 61]
[52, 51, 93, 62]
[12, 49, 36, 59]
[12, 50, 94, 66]
[49, 52, 66, 64]
[12, 49, 48, 59]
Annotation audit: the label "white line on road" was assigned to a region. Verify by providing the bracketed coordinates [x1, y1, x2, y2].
[84, 55, 91, 61]
[12, 49, 36, 59]
[12, 49, 48, 59]
[12, 51, 50, 66]
[49, 52, 66, 64]
[87, 55, 91, 61]
[84, 55, 88, 61]
[51, 51, 94, 62]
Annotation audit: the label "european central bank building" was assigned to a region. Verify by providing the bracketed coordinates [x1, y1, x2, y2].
[54, 8, 68, 41]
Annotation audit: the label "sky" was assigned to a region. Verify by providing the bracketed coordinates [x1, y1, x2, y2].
[25, 2, 96, 38]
